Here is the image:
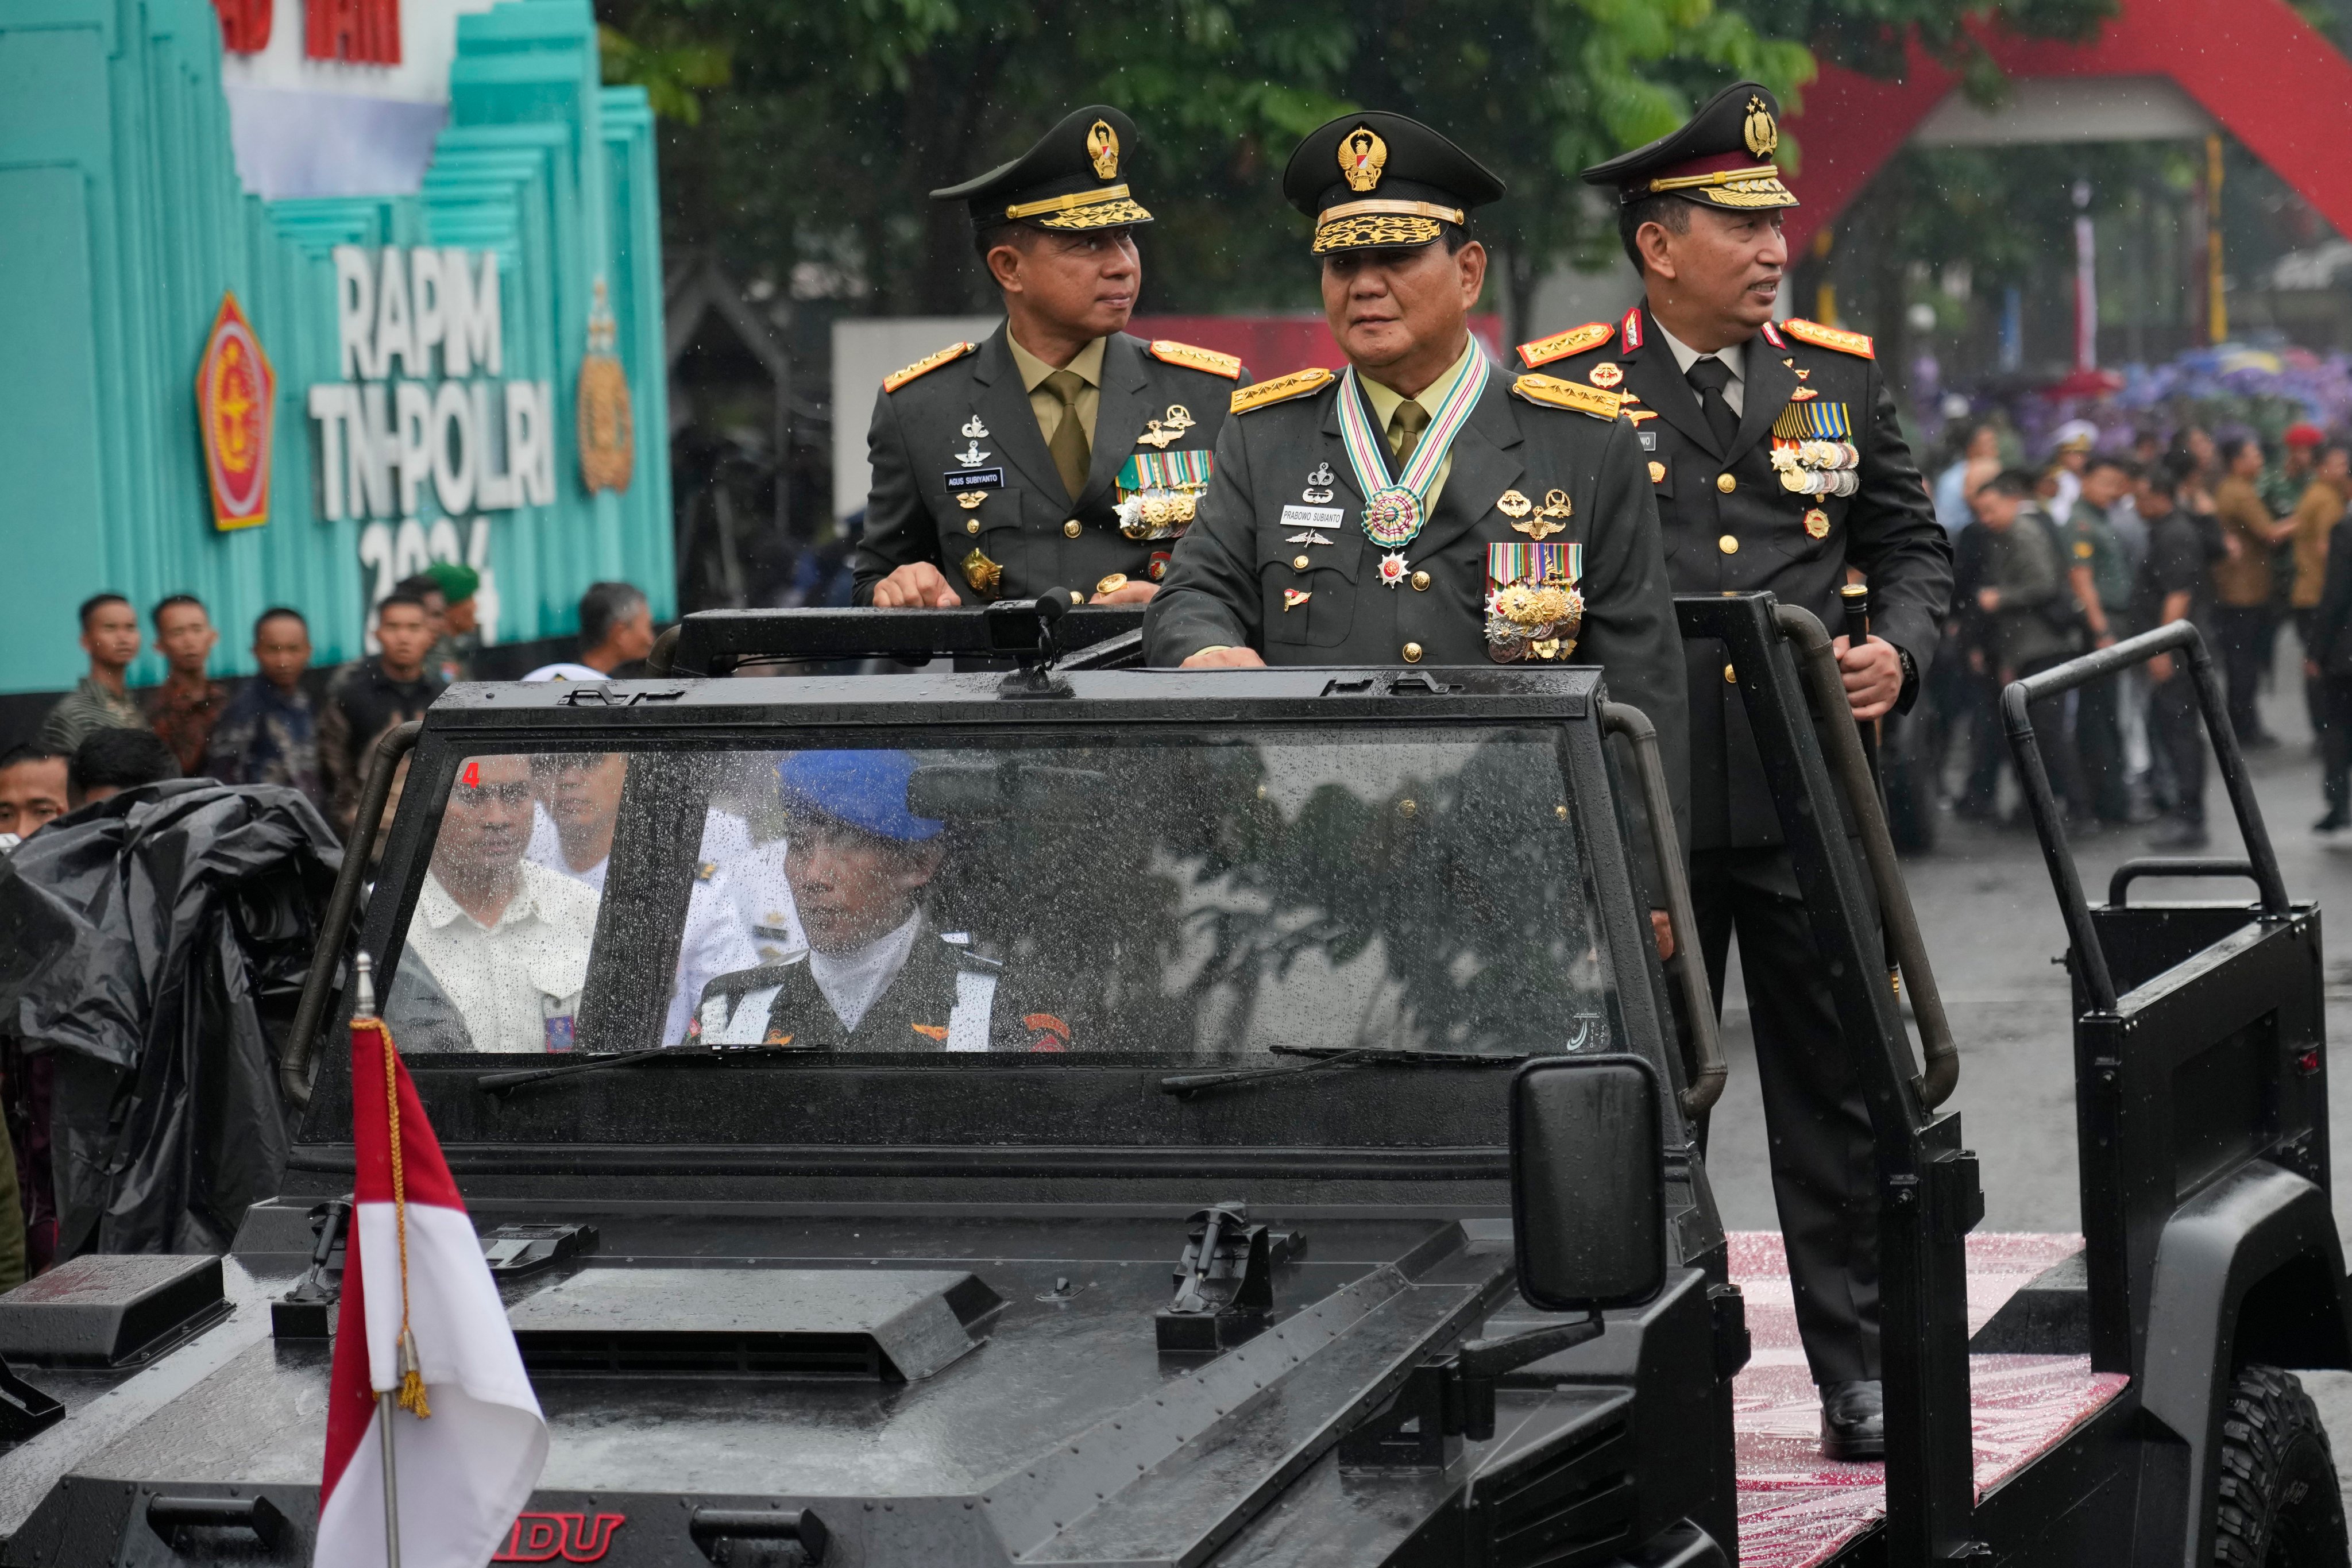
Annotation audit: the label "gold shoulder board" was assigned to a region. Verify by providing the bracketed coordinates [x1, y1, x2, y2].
[1512, 374, 1624, 420]
[1230, 366, 1335, 415]
[1149, 339, 1243, 379]
[1781, 319, 1875, 359]
[1516, 321, 1613, 369]
[882, 340, 980, 393]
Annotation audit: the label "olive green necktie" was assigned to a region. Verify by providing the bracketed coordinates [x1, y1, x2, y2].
[1043, 369, 1092, 500]
[1388, 399, 1432, 472]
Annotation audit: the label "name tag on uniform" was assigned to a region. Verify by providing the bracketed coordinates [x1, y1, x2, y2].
[1639, 431, 1658, 450]
[1280, 504, 1343, 530]
[944, 468, 1004, 492]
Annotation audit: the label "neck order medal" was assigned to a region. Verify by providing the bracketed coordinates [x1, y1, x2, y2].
[1337, 354, 1489, 549]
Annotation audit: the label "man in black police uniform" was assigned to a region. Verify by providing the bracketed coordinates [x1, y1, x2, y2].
[1144, 111, 1687, 885]
[858, 106, 1250, 609]
[1528, 82, 1953, 1458]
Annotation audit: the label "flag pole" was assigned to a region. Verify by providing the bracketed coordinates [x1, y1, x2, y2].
[353, 952, 403, 1568]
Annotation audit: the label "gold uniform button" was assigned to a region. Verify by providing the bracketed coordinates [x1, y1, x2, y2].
[1063, 519, 1083, 539]
[1724, 663, 1737, 684]
[1716, 473, 1736, 493]
[1095, 573, 1129, 597]
[1401, 642, 1424, 664]
[965, 519, 980, 535]
[1292, 554, 1310, 570]
[1410, 570, 1431, 592]
[1718, 534, 1739, 554]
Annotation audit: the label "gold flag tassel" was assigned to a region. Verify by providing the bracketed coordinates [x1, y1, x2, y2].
[354, 1002, 431, 1419]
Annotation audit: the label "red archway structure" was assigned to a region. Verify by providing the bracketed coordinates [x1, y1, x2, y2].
[1779, 0, 2352, 256]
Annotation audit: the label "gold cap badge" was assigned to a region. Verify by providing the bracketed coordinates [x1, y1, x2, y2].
[1338, 126, 1388, 192]
[1743, 96, 1778, 160]
[1087, 119, 1119, 180]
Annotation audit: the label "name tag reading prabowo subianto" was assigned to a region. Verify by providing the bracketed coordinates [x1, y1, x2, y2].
[1280, 504, 1343, 531]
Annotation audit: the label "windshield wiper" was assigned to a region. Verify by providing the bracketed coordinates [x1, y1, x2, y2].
[1158, 1044, 1529, 1098]
[476, 1043, 821, 1096]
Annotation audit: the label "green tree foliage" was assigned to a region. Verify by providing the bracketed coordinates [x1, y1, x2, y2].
[599, 0, 2113, 333]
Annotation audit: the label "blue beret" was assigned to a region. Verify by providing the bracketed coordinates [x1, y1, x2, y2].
[776, 750, 943, 843]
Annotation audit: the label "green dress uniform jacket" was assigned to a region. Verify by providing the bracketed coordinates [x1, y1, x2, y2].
[855, 325, 1250, 605]
[1144, 358, 1690, 857]
[1523, 308, 1953, 850]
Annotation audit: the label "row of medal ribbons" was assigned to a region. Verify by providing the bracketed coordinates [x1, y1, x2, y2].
[1770, 400, 1859, 499]
[1117, 450, 1213, 539]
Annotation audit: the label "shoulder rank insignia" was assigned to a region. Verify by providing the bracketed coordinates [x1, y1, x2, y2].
[1231, 366, 1334, 415]
[1516, 320, 1613, 369]
[882, 340, 979, 393]
[1758, 320, 1789, 350]
[1781, 319, 1875, 358]
[1511, 374, 1623, 421]
[1149, 339, 1243, 379]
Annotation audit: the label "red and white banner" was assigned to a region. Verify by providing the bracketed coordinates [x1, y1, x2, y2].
[318, 1012, 546, 1567]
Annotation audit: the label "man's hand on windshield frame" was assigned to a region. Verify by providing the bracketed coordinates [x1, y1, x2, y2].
[1651, 909, 1674, 961]
[872, 562, 962, 608]
[1180, 645, 1268, 669]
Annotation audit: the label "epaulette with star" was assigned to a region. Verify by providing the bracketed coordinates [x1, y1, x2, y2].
[1516, 321, 1614, 369]
[1230, 367, 1334, 415]
[1511, 374, 1623, 420]
[1148, 339, 1243, 379]
[882, 340, 979, 392]
[1781, 319, 1875, 358]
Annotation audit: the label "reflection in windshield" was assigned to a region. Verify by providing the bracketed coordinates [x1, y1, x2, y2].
[391, 729, 1616, 1058]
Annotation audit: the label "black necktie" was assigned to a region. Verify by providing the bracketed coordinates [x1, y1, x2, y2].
[1685, 355, 1740, 452]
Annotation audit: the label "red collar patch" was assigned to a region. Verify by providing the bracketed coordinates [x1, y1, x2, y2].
[1620, 307, 1644, 352]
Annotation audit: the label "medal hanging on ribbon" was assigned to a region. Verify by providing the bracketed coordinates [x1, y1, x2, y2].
[1335, 352, 1490, 549]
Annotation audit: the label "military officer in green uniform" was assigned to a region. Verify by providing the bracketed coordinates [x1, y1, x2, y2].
[690, 751, 1067, 1053]
[1529, 82, 1954, 1459]
[857, 106, 1251, 610]
[1144, 111, 1688, 875]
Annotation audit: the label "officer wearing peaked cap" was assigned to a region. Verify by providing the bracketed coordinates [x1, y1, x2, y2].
[1146, 112, 1688, 903]
[857, 106, 1252, 611]
[1533, 82, 1953, 1461]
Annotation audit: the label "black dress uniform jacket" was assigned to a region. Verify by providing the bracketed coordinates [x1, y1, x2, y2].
[1145, 361, 1690, 854]
[694, 928, 1054, 1052]
[1528, 308, 1953, 849]
[855, 325, 1249, 604]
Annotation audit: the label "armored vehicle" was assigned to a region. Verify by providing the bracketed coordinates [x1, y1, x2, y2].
[0, 593, 2342, 1568]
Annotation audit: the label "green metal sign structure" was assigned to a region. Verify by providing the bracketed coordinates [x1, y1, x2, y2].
[0, 0, 670, 692]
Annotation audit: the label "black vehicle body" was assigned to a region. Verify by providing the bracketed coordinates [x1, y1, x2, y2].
[0, 596, 2342, 1568]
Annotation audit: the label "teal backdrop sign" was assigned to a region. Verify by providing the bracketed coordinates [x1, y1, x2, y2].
[0, 0, 670, 692]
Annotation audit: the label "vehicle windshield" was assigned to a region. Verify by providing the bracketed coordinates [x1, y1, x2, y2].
[384, 726, 1621, 1059]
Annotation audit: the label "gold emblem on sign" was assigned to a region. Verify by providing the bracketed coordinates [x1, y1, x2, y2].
[1338, 125, 1388, 192]
[1588, 362, 1623, 389]
[577, 280, 635, 495]
[1804, 507, 1830, 539]
[1087, 119, 1120, 180]
[961, 549, 1003, 597]
[1744, 96, 1779, 160]
[1497, 489, 1533, 519]
[957, 491, 986, 509]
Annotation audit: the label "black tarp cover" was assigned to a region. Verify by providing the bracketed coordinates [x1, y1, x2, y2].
[0, 781, 341, 1256]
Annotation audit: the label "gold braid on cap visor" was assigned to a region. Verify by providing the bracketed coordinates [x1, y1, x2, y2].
[1642, 164, 1797, 208]
[1005, 184, 1154, 229]
[1311, 199, 1465, 254]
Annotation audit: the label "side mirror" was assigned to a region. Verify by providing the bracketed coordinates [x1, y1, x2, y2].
[1509, 1054, 1667, 1312]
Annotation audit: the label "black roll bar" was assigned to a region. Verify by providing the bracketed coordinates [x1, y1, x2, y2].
[2000, 620, 2287, 1013]
[279, 719, 422, 1108]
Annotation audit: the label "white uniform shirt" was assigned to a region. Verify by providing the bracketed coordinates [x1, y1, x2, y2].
[525, 805, 762, 1044]
[807, 913, 924, 1031]
[694, 810, 808, 962]
[405, 861, 601, 1052]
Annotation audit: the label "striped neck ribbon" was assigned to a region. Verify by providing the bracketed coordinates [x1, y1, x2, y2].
[1337, 351, 1490, 548]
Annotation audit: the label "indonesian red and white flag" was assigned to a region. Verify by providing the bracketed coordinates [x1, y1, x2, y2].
[318, 1013, 546, 1566]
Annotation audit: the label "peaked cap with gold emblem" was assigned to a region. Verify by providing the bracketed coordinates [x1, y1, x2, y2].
[1281, 110, 1505, 255]
[1580, 80, 1798, 211]
[932, 105, 1153, 233]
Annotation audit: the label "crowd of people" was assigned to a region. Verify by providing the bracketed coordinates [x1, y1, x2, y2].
[0, 571, 660, 851]
[1918, 416, 2352, 849]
